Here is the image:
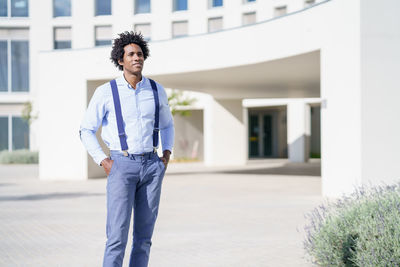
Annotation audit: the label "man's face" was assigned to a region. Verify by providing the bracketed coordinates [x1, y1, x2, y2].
[118, 43, 144, 75]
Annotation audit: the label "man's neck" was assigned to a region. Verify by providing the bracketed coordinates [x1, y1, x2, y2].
[123, 72, 142, 89]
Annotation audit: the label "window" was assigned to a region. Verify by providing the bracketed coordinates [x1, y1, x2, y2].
[0, 29, 29, 92]
[11, 41, 29, 92]
[208, 17, 223, 33]
[242, 12, 256, 26]
[134, 0, 150, 14]
[209, 0, 223, 8]
[0, 0, 29, 17]
[173, 0, 187, 11]
[0, 41, 7, 92]
[95, 25, 112, 46]
[0, 0, 6, 16]
[0, 117, 8, 151]
[54, 27, 72, 49]
[12, 116, 29, 150]
[172, 21, 188, 38]
[304, 0, 315, 7]
[95, 0, 111, 15]
[0, 116, 29, 151]
[134, 23, 151, 41]
[11, 0, 28, 16]
[53, 0, 71, 17]
[274, 6, 287, 17]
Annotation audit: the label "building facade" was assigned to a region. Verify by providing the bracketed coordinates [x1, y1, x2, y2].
[1, 0, 400, 197]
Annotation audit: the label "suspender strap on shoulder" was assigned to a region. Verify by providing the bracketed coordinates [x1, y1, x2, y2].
[110, 79, 128, 155]
[149, 79, 160, 150]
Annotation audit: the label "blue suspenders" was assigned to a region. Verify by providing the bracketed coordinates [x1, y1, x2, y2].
[109, 78, 160, 156]
[149, 79, 160, 149]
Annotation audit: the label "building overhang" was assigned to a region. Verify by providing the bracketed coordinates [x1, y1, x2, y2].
[149, 50, 320, 99]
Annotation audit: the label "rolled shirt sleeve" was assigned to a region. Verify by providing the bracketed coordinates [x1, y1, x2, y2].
[79, 86, 108, 165]
[157, 83, 175, 153]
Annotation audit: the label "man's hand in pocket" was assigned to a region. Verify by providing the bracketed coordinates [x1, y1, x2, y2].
[101, 158, 114, 176]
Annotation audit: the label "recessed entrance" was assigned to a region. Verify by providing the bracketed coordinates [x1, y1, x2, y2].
[248, 107, 287, 158]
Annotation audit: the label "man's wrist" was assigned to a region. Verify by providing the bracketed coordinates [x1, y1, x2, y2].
[163, 150, 171, 161]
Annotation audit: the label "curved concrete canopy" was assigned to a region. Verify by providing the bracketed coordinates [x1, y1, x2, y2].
[149, 50, 320, 99]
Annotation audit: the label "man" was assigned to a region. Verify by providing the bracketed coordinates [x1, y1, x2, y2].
[80, 31, 174, 267]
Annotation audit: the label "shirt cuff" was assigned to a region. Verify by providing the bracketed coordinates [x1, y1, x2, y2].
[93, 153, 108, 166]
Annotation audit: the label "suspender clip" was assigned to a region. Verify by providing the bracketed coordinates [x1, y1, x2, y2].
[122, 150, 129, 157]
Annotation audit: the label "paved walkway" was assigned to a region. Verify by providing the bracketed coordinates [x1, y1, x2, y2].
[0, 159, 322, 267]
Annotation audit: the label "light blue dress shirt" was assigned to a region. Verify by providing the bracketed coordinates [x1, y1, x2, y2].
[80, 76, 174, 165]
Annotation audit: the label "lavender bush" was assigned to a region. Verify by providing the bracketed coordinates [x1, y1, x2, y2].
[304, 184, 400, 266]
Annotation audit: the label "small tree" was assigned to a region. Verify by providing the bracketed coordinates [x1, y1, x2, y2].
[167, 89, 196, 117]
[21, 101, 38, 125]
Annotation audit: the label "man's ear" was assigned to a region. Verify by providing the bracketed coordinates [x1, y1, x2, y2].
[118, 59, 123, 66]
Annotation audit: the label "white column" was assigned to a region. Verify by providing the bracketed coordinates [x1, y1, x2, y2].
[320, 0, 362, 197]
[287, 100, 310, 163]
[204, 97, 246, 166]
[359, 0, 400, 186]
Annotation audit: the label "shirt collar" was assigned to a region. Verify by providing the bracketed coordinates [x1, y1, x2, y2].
[116, 75, 148, 89]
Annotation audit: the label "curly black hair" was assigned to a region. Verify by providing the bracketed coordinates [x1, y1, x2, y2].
[110, 31, 150, 71]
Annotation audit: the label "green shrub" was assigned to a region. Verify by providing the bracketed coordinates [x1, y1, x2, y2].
[304, 184, 400, 266]
[0, 149, 38, 164]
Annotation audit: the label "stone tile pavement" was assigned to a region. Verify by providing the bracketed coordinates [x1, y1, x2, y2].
[0, 159, 323, 267]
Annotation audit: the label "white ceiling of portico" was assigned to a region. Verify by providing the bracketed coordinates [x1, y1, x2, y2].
[149, 50, 320, 99]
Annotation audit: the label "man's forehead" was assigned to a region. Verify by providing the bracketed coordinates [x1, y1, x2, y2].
[124, 43, 143, 52]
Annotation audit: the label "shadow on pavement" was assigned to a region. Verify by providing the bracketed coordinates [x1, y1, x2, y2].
[0, 192, 105, 202]
[169, 162, 321, 177]
[0, 183, 16, 187]
[221, 163, 321, 176]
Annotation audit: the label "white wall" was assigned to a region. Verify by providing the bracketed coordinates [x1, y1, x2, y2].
[173, 110, 204, 160]
[359, 0, 400, 185]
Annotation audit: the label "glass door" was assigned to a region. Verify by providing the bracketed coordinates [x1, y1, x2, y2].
[263, 115, 272, 156]
[249, 115, 259, 157]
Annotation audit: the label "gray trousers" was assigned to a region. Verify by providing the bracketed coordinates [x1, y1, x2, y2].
[103, 151, 166, 267]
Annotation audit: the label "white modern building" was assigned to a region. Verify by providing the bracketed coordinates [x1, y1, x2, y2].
[1, 0, 399, 197]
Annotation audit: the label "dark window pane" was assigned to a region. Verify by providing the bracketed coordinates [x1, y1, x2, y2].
[11, 41, 29, 92]
[54, 41, 71, 49]
[12, 117, 29, 150]
[54, 0, 71, 17]
[212, 0, 223, 7]
[95, 0, 111, 15]
[173, 0, 187, 11]
[0, 117, 8, 151]
[95, 40, 111, 46]
[0, 0, 7, 16]
[11, 0, 29, 17]
[0, 41, 7, 92]
[135, 0, 150, 14]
